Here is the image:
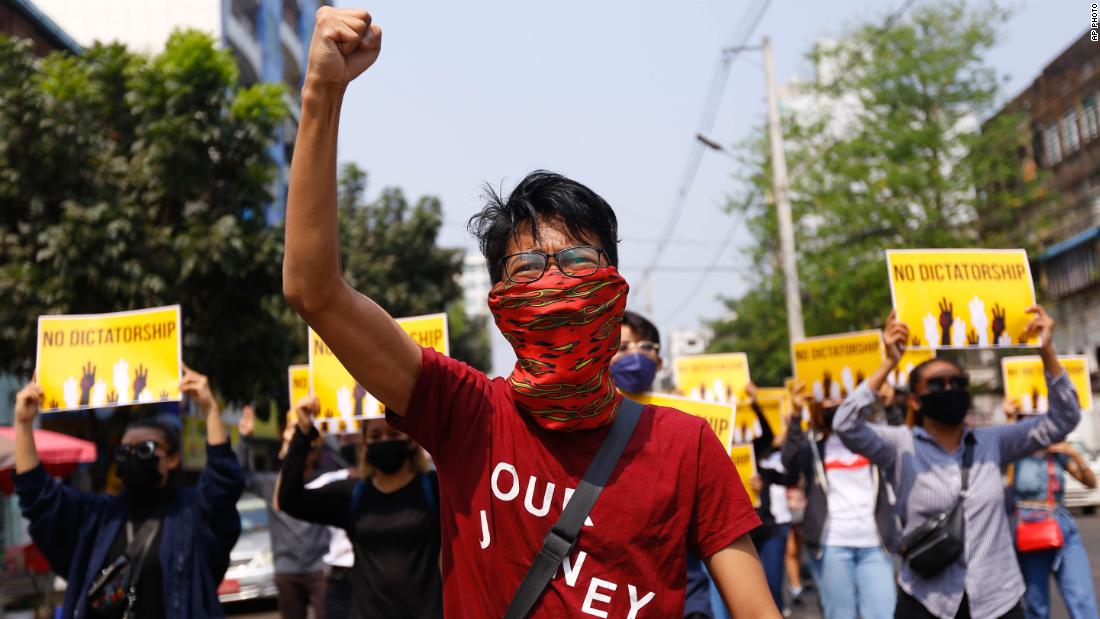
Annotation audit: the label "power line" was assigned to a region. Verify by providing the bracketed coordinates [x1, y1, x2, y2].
[639, 0, 773, 295]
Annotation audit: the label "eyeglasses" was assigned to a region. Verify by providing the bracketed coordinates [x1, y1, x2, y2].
[618, 341, 660, 354]
[500, 246, 606, 284]
[114, 440, 163, 462]
[924, 375, 969, 393]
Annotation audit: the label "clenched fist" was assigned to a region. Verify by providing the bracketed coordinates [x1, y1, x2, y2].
[306, 7, 383, 89]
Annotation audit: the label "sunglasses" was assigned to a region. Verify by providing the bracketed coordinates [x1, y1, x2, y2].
[924, 375, 969, 393]
[114, 440, 163, 463]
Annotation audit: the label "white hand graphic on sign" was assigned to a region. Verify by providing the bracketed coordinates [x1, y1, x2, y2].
[829, 380, 841, 401]
[951, 317, 968, 347]
[968, 297, 990, 346]
[997, 332, 1013, 346]
[841, 366, 855, 396]
[137, 389, 153, 403]
[1020, 395, 1033, 414]
[91, 380, 107, 407]
[113, 358, 131, 405]
[1037, 394, 1049, 413]
[63, 377, 79, 409]
[337, 386, 353, 419]
[812, 381, 824, 403]
[923, 314, 939, 350]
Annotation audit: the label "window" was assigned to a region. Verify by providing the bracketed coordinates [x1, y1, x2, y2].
[1084, 97, 1100, 141]
[1063, 110, 1081, 153]
[1045, 240, 1099, 298]
[1044, 123, 1063, 166]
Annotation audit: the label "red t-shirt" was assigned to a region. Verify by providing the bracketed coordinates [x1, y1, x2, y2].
[388, 348, 760, 618]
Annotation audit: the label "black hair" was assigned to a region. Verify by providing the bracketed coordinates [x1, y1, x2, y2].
[907, 357, 965, 394]
[468, 170, 620, 284]
[125, 417, 181, 454]
[622, 310, 660, 347]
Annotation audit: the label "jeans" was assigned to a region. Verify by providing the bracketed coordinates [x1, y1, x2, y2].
[1017, 508, 1099, 619]
[324, 568, 351, 619]
[808, 545, 895, 619]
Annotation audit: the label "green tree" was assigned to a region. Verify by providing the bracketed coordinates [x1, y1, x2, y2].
[707, 1, 1049, 385]
[0, 31, 290, 403]
[333, 162, 492, 371]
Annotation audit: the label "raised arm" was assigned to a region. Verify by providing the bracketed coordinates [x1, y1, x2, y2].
[746, 383, 776, 455]
[997, 307, 1081, 463]
[276, 396, 353, 528]
[13, 381, 99, 578]
[283, 6, 420, 415]
[833, 312, 908, 470]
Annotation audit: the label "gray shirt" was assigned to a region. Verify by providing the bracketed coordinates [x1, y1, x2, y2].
[238, 438, 331, 575]
[833, 371, 1081, 619]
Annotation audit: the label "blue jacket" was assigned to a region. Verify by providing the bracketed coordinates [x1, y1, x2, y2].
[16, 442, 244, 618]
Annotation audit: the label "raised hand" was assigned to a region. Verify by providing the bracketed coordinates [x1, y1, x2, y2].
[967, 296, 990, 346]
[107, 390, 118, 405]
[923, 313, 939, 350]
[967, 329, 978, 346]
[938, 298, 954, 347]
[63, 377, 79, 410]
[950, 316, 968, 347]
[159, 390, 169, 400]
[353, 382, 367, 417]
[113, 358, 131, 405]
[1023, 305, 1055, 347]
[745, 381, 758, 405]
[841, 366, 855, 395]
[239, 404, 255, 437]
[79, 362, 96, 406]
[883, 310, 909, 363]
[294, 395, 320, 434]
[132, 365, 149, 403]
[306, 7, 383, 90]
[910, 334, 922, 347]
[15, 382, 44, 425]
[180, 363, 218, 415]
[991, 303, 1007, 345]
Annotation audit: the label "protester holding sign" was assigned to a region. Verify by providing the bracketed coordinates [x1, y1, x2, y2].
[1007, 402, 1099, 619]
[13, 365, 243, 618]
[277, 399, 442, 618]
[281, 7, 773, 617]
[781, 381, 898, 619]
[833, 308, 1080, 619]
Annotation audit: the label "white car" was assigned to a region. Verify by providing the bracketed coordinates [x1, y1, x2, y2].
[218, 494, 277, 603]
[1062, 441, 1100, 514]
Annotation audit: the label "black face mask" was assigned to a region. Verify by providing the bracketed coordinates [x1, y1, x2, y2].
[918, 390, 971, 426]
[339, 444, 359, 467]
[117, 455, 163, 494]
[366, 439, 412, 475]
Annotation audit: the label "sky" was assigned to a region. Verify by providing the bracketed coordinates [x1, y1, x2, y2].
[332, 0, 1083, 376]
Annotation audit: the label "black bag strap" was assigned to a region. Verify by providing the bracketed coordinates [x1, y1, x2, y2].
[502, 398, 644, 619]
[959, 433, 975, 495]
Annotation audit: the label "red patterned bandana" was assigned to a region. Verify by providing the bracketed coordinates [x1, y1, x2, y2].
[488, 267, 629, 431]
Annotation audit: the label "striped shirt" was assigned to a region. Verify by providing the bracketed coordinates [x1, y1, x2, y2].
[833, 371, 1081, 619]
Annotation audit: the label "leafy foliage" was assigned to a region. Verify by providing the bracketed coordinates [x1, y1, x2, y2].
[707, 1, 1050, 385]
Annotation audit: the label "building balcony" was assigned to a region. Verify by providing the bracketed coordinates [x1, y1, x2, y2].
[225, 9, 263, 86]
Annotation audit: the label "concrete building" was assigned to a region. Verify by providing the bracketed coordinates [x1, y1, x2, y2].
[32, 0, 331, 219]
[994, 31, 1100, 376]
[0, 0, 80, 57]
[461, 252, 491, 320]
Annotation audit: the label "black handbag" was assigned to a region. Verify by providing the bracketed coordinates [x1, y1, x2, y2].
[88, 516, 162, 619]
[900, 436, 973, 578]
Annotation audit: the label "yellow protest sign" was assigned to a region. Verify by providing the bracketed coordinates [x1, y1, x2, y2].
[674, 353, 751, 405]
[887, 348, 937, 389]
[887, 249, 1038, 349]
[792, 330, 884, 403]
[731, 443, 759, 507]
[285, 364, 311, 429]
[36, 306, 182, 413]
[1002, 355, 1093, 413]
[628, 392, 734, 451]
[310, 313, 449, 432]
[745, 387, 791, 436]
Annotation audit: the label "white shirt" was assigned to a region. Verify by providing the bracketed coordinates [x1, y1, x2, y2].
[759, 451, 792, 525]
[305, 468, 354, 568]
[822, 434, 879, 548]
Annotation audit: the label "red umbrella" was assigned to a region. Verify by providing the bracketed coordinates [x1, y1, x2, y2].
[0, 427, 97, 494]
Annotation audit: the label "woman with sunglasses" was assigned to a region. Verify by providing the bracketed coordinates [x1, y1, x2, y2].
[12, 365, 244, 618]
[833, 307, 1081, 619]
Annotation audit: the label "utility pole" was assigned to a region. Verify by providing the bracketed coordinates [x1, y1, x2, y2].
[762, 36, 805, 343]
